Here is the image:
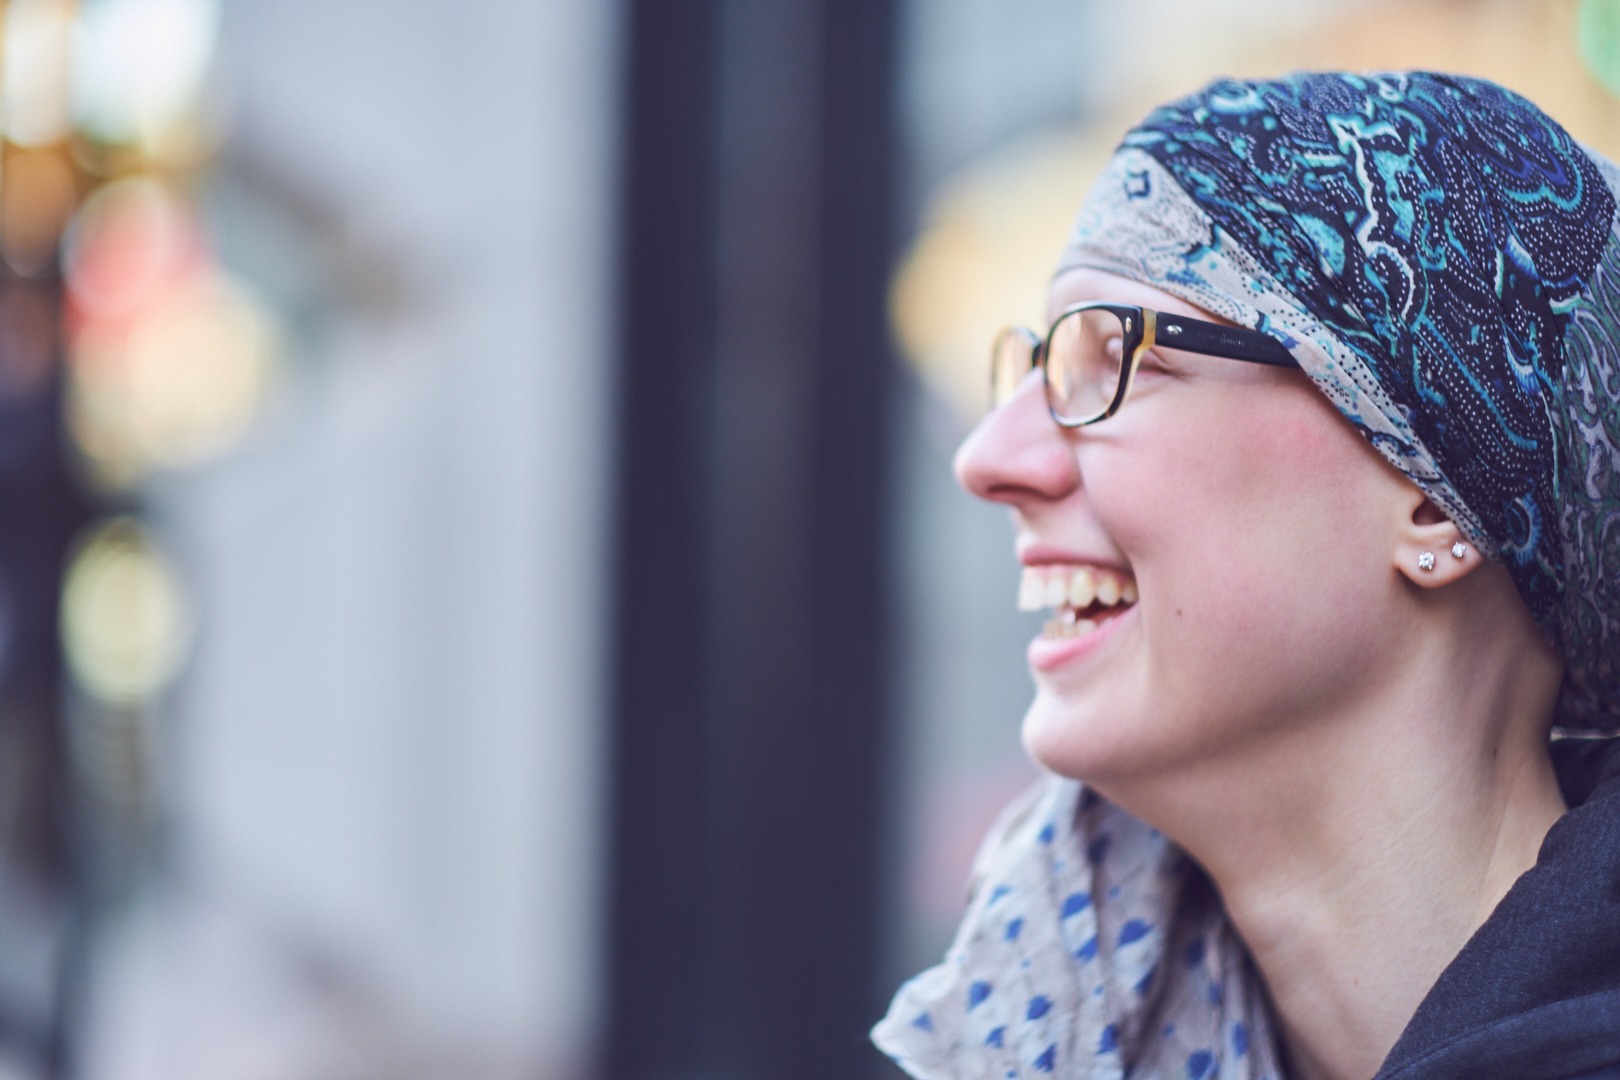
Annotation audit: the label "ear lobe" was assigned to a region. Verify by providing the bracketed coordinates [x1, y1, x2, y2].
[1395, 496, 1483, 588]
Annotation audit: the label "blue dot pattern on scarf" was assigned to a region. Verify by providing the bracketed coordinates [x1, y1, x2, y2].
[872, 779, 1282, 1078]
[969, 981, 993, 1010]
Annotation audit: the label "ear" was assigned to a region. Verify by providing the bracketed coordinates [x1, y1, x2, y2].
[1393, 491, 1483, 588]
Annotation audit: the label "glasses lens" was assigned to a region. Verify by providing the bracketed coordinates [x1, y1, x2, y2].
[1046, 307, 1127, 423]
[989, 326, 1039, 411]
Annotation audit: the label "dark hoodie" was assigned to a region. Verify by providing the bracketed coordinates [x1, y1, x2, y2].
[1374, 739, 1620, 1080]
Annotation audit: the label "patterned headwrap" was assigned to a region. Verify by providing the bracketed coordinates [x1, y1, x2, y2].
[1059, 71, 1620, 731]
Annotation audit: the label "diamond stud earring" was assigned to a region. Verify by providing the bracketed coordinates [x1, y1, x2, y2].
[1418, 551, 1436, 572]
[1451, 541, 1468, 559]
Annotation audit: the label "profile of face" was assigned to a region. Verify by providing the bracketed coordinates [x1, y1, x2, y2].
[956, 268, 1444, 790]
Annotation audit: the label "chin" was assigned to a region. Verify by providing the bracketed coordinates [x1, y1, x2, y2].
[1020, 690, 1144, 784]
[1020, 679, 1225, 793]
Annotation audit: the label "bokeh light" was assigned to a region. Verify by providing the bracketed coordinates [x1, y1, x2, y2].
[73, 0, 222, 163]
[62, 176, 279, 487]
[68, 268, 277, 483]
[1579, 0, 1620, 97]
[60, 516, 192, 708]
[890, 132, 1109, 426]
[0, 146, 79, 277]
[63, 176, 200, 328]
[2, 0, 75, 147]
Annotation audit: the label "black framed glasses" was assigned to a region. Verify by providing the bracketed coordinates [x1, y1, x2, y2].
[990, 302, 1300, 426]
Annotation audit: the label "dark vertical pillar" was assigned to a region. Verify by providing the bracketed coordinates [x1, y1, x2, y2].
[0, 290, 96, 1080]
[607, 0, 898, 1077]
[796, 0, 898, 1070]
[606, 1, 724, 1077]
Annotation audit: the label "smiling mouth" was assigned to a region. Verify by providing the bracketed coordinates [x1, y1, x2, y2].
[1018, 564, 1138, 640]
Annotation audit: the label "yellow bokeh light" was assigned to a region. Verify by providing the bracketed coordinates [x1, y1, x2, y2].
[890, 132, 1116, 428]
[124, 270, 278, 466]
[3, 0, 75, 147]
[67, 267, 279, 486]
[60, 516, 192, 707]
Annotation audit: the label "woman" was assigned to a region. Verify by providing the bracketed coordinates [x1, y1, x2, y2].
[873, 72, 1620, 1080]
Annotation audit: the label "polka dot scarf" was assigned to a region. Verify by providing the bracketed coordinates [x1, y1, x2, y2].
[872, 778, 1283, 1078]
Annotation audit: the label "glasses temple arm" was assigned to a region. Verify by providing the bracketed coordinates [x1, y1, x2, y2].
[1155, 313, 1299, 368]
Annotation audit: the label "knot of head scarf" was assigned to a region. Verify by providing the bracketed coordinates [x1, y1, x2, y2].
[1059, 71, 1620, 731]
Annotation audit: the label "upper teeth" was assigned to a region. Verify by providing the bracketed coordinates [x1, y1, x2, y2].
[1018, 565, 1136, 613]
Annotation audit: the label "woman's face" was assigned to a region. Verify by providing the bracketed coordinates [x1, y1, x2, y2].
[956, 268, 1419, 785]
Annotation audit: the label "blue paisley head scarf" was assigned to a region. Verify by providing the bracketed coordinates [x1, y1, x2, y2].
[1059, 71, 1620, 732]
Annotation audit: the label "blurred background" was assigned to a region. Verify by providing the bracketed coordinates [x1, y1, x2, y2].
[0, 0, 1615, 1077]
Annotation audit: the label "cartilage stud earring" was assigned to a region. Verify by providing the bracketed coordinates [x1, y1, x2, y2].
[1418, 551, 1436, 572]
[1451, 541, 1467, 559]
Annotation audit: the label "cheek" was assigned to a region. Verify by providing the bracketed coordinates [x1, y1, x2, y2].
[1091, 384, 1388, 563]
[1095, 390, 1373, 540]
[1084, 387, 1399, 705]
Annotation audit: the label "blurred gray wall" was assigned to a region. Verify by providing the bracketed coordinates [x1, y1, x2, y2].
[82, 2, 618, 1077]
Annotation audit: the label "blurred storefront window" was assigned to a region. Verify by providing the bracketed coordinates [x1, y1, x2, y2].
[1, 1, 618, 1078]
[0, 0, 252, 1073]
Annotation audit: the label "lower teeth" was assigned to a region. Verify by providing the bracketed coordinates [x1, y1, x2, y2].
[1043, 614, 1099, 639]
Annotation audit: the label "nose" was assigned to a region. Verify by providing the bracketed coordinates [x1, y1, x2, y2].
[953, 369, 1082, 506]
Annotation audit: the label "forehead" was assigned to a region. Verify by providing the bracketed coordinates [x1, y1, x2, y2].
[1046, 267, 1233, 328]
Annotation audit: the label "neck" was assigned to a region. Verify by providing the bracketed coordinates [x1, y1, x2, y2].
[1098, 629, 1566, 1080]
